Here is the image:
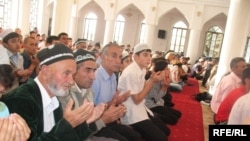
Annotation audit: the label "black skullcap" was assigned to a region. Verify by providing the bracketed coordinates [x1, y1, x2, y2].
[73, 49, 95, 64]
[37, 43, 74, 66]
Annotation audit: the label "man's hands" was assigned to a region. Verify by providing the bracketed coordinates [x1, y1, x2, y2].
[160, 69, 171, 89]
[15, 69, 30, 78]
[0, 117, 15, 141]
[101, 103, 126, 124]
[110, 90, 130, 106]
[15, 69, 31, 82]
[11, 114, 31, 141]
[150, 71, 165, 83]
[86, 103, 106, 124]
[63, 99, 94, 128]
[0, 113, 31, 141]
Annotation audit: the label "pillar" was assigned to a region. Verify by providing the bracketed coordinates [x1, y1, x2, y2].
[68, 4, 78, 41]
[186, 29, 202, 65]
[145, 24, 156, 49]
[17, 0, 31, 36]
[103, 20, 115, 45]
[215, 0, 250, 86]
[51, 0, 73, 35]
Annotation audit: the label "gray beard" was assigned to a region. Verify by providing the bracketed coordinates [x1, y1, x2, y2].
[47, 83, 68, 97]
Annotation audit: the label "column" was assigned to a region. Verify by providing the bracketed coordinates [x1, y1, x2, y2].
[51, 0, 73, 35]
[186, 29, 202, 64]
[145, 24, 156, 49]
[69, 16, 79, 41]
[37, 0, 45, 34]
[68, 4, 78, 41]
[17, 0, 31, 36]
[103, 20, 115, 45]
[215, 0, 250, 85]
[186, 5, 203, 65]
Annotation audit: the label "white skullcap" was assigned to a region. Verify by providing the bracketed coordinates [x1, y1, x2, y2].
[133, 43, 151, 54]
[0, 29, 13, 40]
[121, 50, 129, 60]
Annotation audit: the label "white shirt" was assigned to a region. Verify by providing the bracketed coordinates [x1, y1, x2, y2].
[118, 62, 151, 125]
[0, 45, 10, 65]
[228, 92, 250, 124]
[34, 78, 59, 132]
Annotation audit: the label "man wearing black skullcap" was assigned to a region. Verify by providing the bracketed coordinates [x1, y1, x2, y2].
[74, 38, 88, 50]
[2, 44, 102, 141]
[58, 49, 140, 141]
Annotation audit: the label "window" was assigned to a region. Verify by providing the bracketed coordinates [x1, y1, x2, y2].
[244, 37, 250, 63]
[139, 19, 146, 43]
[0, 0, 11, 29]
[113, 15, 125, 43]
[203, 26, 223, 58]
[83, 13, 97, 41]
[30, 0, 39, 31]
[170, 21, 187, 53]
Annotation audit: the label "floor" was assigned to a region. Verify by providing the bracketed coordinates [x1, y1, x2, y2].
[199, 82, 214, 141]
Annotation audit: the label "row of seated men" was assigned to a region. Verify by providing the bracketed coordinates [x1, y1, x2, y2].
[163, 49, 250, 125]
[167, 46, 250, 125]
[0, 30, 187, 141]
[155, 47, 250, 125]
[148, 46, 250, 125]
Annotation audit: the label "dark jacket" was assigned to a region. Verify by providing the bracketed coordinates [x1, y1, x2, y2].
[2, 79, 93, 141]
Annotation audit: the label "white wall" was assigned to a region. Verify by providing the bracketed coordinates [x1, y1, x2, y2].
[13, 0, 242, 59]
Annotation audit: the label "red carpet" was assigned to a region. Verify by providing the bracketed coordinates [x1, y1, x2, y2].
[168, 78, 204, 141]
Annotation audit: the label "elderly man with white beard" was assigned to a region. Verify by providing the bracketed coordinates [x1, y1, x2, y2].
[2, 43, 104, 141]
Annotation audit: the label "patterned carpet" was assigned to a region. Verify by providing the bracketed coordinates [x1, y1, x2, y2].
[168, 78, 204, 141]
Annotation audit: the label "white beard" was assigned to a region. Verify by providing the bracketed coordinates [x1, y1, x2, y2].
[47, 80, 69, 97]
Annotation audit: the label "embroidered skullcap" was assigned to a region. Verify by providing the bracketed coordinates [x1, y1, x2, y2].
[74, 38, 87, 46]
[73, 49, 95, 64]
[37, 43, 74, 66]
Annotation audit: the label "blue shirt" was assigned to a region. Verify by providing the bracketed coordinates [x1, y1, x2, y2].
[92, 65, 117, 105]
